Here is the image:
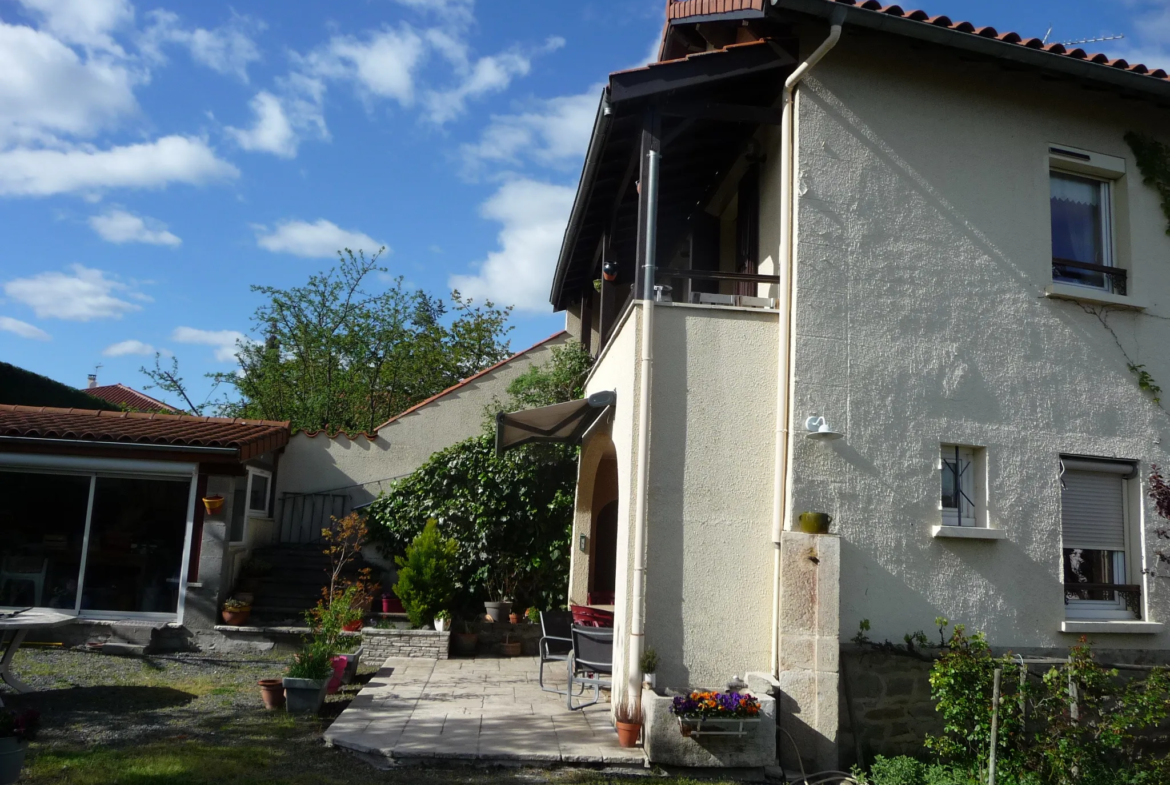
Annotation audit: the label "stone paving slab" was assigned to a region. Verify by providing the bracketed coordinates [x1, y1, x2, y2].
[324, 655, 645, 766]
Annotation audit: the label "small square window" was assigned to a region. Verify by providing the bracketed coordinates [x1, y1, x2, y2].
[940, 445, 981, 527]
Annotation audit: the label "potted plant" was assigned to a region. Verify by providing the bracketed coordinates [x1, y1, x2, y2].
[258, 678, 285, 710]
[202, 494, 225, 516]
[615, 698, 642, 748]
[452, 619, 478, 657]
[498, 632, 521, 657]
[339, 642, 364, 684]
[525, 607, 540, 625]
[221, 598, 251, 626]
[640, 648, 660, 691]
[0, 709, 39, 785]
[483, 566, 517, 623]
[283, 644, 333, 714]
[434, 610, 450, 632]
[670, 689, 761, 738]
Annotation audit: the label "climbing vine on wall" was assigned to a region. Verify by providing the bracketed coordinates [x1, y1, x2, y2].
[1079, 303, 1164, 407]
[1125, 131, 1170, 235]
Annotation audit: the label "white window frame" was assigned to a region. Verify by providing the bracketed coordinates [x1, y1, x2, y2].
[940, 445, 980, 527]
[245, 468, 272, 518]
[1048, 145, 1125, 294]
[1060, 457, 1135, 622]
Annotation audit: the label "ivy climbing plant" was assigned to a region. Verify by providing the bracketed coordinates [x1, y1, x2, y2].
[1125, 131, 1170, 235]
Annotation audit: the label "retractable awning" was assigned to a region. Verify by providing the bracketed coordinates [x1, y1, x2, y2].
[495, 391, 615, 455]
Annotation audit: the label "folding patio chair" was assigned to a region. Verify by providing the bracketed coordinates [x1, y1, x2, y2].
[567, 624, 613, 710]
[570, 604, 615, 627]
[538, 610, 577, 695]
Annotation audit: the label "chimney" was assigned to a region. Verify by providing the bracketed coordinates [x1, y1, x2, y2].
[87, 374, 97, 389]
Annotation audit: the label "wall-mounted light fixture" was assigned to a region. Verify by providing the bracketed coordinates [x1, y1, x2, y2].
[805, 415, 843, 441]
[579, 534, 588, 553]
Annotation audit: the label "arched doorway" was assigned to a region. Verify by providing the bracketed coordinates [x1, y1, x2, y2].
[587, 458, 618, 605]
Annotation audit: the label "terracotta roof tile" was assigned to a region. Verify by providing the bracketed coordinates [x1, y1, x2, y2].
[0, 404, 290, 462]
[84, 384, 179, 413]
[664, 0, 1169, 84]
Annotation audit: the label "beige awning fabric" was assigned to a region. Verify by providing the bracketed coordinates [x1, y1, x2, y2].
[495, 391, 615, 455]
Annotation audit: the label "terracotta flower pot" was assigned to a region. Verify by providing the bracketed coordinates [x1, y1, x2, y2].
[222, 609, 251, 626]
[342, 620, 363, 632]
[258, 679, 285, 710]
[616, 721, 642, 748]
[202, 495, 224, 516]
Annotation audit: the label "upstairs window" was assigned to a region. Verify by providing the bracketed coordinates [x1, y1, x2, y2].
[1048, 145, 1126, 296]
[1060, 458, 1136, 620]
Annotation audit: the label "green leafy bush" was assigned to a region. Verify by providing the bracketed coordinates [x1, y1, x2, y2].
[286, 643, 333, 680]
[393, 521, 458, 629]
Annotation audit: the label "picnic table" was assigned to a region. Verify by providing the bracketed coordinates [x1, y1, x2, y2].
[0, 609, 75, 705]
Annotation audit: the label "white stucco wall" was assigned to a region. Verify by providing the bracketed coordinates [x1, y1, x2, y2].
[785, 28, 1170, 651]
[274, 332, 571, 507]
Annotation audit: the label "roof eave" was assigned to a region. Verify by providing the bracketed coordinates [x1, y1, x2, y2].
[771, 0, 1170, 102]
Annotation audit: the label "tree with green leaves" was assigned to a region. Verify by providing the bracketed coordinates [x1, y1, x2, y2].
[141, 249, 512, 432]
[368, 338, 593, 613]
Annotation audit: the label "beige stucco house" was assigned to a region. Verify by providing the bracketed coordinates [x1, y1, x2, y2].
[539, 0, 1170, 768]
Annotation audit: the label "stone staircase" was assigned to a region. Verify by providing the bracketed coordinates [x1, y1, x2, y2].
[246, 543, 334, 626]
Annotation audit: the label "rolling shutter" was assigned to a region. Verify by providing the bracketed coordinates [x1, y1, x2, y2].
[1061, 469, 1126, 550]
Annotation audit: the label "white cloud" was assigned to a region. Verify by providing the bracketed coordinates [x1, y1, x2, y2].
[1110, 1, 1170, 73]
[102, 338, 159, 356]
[0, 135, 238, 197]
[140, 10, 263, 82]
[16, 0, 134, 53]
[172, 326, 248, 362]
[0, 316, 50, 341]
[255, 219, 386, 258]
[226, 91, 297, 157]
[4, 264, 145, 321]
[460, 87, 599, 175]
[0, 19, 140, 146]
[423, 39, 563, 125]
[301, 25, 427, 106]
[449, 178, 573, 313]
[88, 208, 181, 246]
[394, 0, 475, 25]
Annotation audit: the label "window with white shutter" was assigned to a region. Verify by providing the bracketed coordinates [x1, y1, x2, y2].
[1060, 458, 1136, 620]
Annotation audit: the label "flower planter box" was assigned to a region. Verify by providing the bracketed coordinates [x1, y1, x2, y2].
[0, 738, 28, 785]
[339, 647, 363, 683]
[677, 716, 761, 739]
[283, 677, 328, 714]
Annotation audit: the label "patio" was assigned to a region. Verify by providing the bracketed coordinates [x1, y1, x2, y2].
[324, 655, 645, 767]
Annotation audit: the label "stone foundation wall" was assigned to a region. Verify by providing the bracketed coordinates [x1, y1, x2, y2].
[363, 628, 450, 660]
[839, 649, 937, 767]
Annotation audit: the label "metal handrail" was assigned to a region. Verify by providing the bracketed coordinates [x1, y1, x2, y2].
[656, 268, 780, 284]
[1052, 257, 1128, 295]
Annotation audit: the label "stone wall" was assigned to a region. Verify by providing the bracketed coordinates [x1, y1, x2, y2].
[839, 648, 938, 768]
[363, 628, 450, 661]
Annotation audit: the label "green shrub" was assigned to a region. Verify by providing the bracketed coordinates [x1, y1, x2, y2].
[286, 643, 332, 680]
[868, 755, 926, 785]
[393, 520, 458, 629]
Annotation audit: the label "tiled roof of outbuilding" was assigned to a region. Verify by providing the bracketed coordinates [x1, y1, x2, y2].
[84, 384, 179, 414]
[665, 0, 1168, 82]
[0, 404, 290, 461]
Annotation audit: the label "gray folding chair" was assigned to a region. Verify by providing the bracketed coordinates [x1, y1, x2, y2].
[567, 625, 613, 710]
[539, 611, 576, 694]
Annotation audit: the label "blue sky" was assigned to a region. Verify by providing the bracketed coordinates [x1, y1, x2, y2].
[0, 0, 1166, 410]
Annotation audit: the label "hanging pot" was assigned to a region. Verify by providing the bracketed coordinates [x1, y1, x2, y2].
[202, 495, 225, 516]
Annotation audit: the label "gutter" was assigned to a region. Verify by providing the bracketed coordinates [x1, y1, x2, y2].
[770, 8, 845, 681]
[0, 435, 238, 456]
[771, 0, 1170, 103]
[549, 89, 614, 311]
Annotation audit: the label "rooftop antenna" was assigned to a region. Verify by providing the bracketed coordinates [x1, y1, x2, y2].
[1058, 33, 1125, 47]
[1042, 26, 1053, 44]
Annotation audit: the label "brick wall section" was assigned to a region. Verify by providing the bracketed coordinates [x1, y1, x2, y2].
[839, 649, 939, 768]
[363, 628, 450, 661]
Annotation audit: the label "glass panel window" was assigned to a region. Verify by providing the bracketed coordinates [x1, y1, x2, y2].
[246, 469, 271, 517]
[1051, 171, 1112, 290]
[0, 471, 90, 611]
[941, 446, 977, 526]
[80, 477, 189, 614]
[1060, 461, 1133, 620]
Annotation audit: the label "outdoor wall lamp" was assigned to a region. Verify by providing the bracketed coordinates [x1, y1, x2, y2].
[579, 534, 588, 553]
[805, 415, 843, 441]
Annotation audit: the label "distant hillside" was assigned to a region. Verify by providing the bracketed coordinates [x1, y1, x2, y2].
[0, 362, 122, 411]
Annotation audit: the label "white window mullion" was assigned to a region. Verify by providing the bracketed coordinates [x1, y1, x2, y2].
[73, 474, 97, 615]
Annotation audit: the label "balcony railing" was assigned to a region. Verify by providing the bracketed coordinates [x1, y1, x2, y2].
[1052, 258, 1127, 296]
[1064, 582, 1142, 618]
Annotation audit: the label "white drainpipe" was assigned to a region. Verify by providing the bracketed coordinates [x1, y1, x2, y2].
[770, 15, 844, 679]
[627, 145, 660, 705]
